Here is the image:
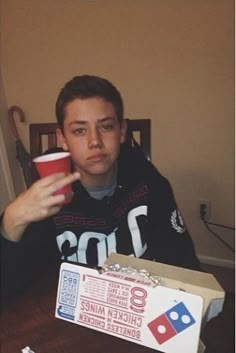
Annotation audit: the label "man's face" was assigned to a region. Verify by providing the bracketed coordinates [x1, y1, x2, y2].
[57, 97, 127, 187]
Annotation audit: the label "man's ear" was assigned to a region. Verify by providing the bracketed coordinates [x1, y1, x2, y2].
[120, 119, 128, 144]
[56, 128, 69, 151]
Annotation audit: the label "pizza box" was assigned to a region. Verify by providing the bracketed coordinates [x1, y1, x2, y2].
[55, 254, 222, 353]
[105, 253, 225, 328]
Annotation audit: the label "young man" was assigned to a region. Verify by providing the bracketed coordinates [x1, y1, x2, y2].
[1, 75, 200, 297]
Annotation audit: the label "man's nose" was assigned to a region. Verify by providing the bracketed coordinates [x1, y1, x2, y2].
[88, 127, 102, 148]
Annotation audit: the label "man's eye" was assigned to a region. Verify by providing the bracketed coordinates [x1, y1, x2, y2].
[73, 128, 86, 136]
[100, 124, 114, 132]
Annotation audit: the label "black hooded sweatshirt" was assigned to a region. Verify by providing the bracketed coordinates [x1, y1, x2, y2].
[0, 144, 200, 297]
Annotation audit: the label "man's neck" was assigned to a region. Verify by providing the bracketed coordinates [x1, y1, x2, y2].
[80, 162, 118, 189]
[81, 163, 118, 200]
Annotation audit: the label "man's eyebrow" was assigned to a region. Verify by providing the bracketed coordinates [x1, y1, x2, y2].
[69, 120, 86, 126]
[69, 116, 116, 126]
[99, 116, 116, 123]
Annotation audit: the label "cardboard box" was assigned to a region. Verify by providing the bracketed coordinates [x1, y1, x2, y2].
[105, 253, 225, 328]
[55, 253, 224, 353]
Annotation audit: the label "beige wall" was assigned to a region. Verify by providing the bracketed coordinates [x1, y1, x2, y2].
[1, 0, 234, 266]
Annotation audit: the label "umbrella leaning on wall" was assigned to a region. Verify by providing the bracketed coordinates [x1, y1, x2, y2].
[8, 105, 31, 188]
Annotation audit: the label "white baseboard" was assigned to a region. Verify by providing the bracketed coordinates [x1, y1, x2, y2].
[198, 254, 235, 269]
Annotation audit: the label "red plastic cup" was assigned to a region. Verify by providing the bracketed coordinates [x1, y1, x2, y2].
[33, 152, 72, 204]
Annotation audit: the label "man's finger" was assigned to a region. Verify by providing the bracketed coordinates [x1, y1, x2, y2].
[49, 172, 80, 194]
[36, 171, 80, 187]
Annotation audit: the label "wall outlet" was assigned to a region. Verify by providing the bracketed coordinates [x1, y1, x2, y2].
[199, 199, 211, 221]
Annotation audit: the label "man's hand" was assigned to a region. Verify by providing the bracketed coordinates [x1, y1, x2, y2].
[2, 172, 80, 242]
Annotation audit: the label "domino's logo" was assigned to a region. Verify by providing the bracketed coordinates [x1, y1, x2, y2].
[148, 302, 196, 344]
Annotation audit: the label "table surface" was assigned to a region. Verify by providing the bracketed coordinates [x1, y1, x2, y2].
[0, 263, 234, 353]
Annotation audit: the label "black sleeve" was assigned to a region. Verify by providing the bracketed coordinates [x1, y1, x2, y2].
[0, 217, 58, 299]
[148, 173, 201, 271]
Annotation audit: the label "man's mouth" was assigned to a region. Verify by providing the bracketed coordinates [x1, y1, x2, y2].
[87, 153, 106, 162]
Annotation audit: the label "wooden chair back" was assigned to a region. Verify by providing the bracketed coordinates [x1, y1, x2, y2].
[30, 118, 151, 182]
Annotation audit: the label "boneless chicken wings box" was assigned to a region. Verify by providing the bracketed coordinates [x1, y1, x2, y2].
[55, 253, 225, 353]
